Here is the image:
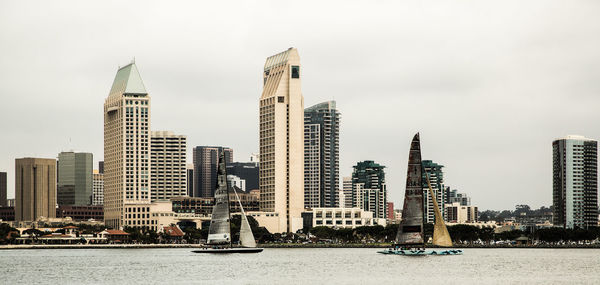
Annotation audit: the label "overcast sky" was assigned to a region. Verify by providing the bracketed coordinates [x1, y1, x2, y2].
[1, 1, 600, 210]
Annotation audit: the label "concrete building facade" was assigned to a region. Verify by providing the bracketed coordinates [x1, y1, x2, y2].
[302, 207, 386, 229]
[192, 146, 232, 198]
[304, 101, 340, 209]
[259, 48, 304, 233]
[150, 131, 187, 201]
[445, 202, 478, 224]
[342, 176, 352, 208]
[92, 170, 104, 206]
[57, 152, 93, 206]
[15, 158, 57, 221]
[103, 62, 151, 229]
[553, 135, 598, 229]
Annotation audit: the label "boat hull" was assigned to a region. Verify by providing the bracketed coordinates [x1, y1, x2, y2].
[377, 249, 463, 256]
[192, 248, 264, 254]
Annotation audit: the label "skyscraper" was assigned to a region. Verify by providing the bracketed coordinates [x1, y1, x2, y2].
[193, 146, 232, 198]
[99, 161, 104, 174]
[227, 162, 259, 191]
[422, 160, 446, 224]
[259, 48, 304, 232]
[15, 158, 57, 221]
[0, 172, 6, 207]
[104, 62, 151, 229]
[553, 135, 598, 229]
[57, 152, 93, 206]
[150, 131, 187, 201]
[304, 101, 340, 208]
[92, 170, 104, 206]
[352, 161, 387, 219]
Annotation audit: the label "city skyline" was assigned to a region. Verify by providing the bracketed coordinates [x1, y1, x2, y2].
[2, 1, 600, 210]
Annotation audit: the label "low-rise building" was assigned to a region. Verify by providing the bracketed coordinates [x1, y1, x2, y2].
[445, 202, 478, 223]
[56, 205, 103, 221]
[302, 207, 387, 230]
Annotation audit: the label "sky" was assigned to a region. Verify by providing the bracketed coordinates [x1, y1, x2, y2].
[1, 1, 600, 211]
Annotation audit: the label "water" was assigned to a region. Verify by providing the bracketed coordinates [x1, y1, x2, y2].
[1, 248, 599, 284]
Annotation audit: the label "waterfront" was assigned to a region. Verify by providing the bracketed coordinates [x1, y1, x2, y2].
[1, 248, 599, 284]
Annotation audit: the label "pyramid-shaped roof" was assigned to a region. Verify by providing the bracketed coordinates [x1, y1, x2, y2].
[109, 62, 147, 96]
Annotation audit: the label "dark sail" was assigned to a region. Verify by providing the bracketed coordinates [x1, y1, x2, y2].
[395, 133, 425, 246]
[207, 151, 231, 245]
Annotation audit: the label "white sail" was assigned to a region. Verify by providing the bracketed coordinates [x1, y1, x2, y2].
[233, 187, 257, 248]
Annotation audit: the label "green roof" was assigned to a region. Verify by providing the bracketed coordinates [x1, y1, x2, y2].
[109, 62, 147, 96]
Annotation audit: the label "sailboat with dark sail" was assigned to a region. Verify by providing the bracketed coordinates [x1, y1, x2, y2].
[378, 133, 462, 256]
[192, 151, 263, 254]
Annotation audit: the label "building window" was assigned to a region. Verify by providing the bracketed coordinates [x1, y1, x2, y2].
[291, 66, 300, 78]
[278, 96, 284, 103]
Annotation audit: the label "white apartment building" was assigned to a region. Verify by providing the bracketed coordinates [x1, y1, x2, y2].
[304, 207, 386, 229]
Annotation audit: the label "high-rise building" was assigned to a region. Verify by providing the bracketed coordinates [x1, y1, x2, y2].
[445, 188, 471, 206]
[304, 101, 340, 209]
[103, 62, 151, 229]
[150, 131, 187, 201]
[259, 48, 305, 232]
[57, 152, 93, 206]
[15, 158, 57, 221]
[186, 164, 194, 197]
[93, 170, 104, 206]
[226, 162, 259, 191]
[553, 135, 598, 229]
[0, 172, 6, 207]
[422, 160, 446, 224]
[352, 161, 387, 219]
[99, 161, 104, 174]
[342, 176, 352, 208]
[193, 146, 232, 198]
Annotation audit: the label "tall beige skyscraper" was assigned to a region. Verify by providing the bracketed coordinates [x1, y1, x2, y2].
[104, 62, 151, 229]
[259, 48, 304, 232]
[15, 158, 57, 221]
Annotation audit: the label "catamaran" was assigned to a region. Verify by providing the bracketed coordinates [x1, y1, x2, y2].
[378, 133, 462, 256]
[192, 151, 263, 254]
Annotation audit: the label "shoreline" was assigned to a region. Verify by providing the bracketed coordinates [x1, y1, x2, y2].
[2, 243, 600, 250]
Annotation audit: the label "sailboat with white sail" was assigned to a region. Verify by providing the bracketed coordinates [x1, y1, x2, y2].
[378, 133, 462, 256]
[192, 151, 263, 254]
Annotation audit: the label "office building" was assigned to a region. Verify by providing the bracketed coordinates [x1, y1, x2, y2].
[422, 160, 446, 224]
[99, 161, 104, 174]
[187, 164, 194, 197]
[352, 161, 387, 219]
[104, 62, 151, 229]
[445, 202, 478, 224]
[192, 146, 232, 198]
[15, 158, 57, 221]
[342, 176, 352, 208]
[0, 172, 6, 207]
[304, 101, 340, 208]
[446, 187, 471, 206]
[92, 170, 104, 206]
[57, 152, 93, 206]
[226, 161, 259, 191]
[150, 131, 187, 201]
[56, 205, 104, 221]
[259, 48, 305, 232]
[553, 135, 598, 229]
[227, 175, 246, 192]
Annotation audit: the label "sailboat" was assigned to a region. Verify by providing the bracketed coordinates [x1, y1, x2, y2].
[192, 151, 263, 254]
[378, 133, 462, 256]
